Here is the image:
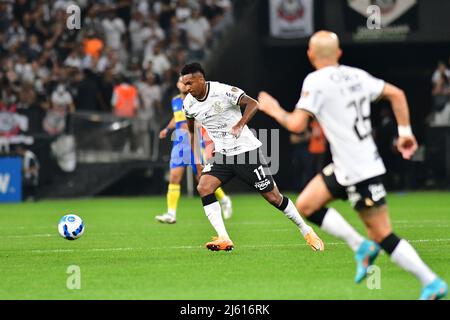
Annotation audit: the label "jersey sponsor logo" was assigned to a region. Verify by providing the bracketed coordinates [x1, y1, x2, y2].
[220, 145, 242, 154]
[211, 131, 232, 139]
[202, 163, 213, 173]
[254, 178, 271, 191]
[209, 123, 227, 130]
[225, 92, 239, 101]
[330, 70, 358, 83]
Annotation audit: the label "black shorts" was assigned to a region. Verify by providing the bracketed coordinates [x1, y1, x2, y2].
[202, 148, 275, 193]
[321, 163, 387, 211]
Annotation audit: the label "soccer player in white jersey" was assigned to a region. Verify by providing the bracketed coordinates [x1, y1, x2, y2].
[155, 78, 233, 224]
[257, 30, 448, 300]
[179, 62, 324, 252]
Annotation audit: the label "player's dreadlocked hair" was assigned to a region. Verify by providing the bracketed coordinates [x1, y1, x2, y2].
[180, 63, 205, 77]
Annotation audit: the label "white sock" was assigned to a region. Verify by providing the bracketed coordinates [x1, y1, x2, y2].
[390, 239, 437, 286]
[321, 208, 364, 252]
[168, 209, 176, 218]
[203, 201, 230, 239]
[282, 198, 311, 236]
[219, 195, 229, 205]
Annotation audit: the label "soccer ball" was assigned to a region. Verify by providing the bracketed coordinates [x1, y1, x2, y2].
[58, 214, 85, 240]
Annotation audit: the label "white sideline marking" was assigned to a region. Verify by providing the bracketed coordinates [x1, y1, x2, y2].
[90, 247, 134, 252]
[5, 223, 448, 239]
[26, 238, 450, 254]
[1, 234, 54, 239]
[0, 219, 448, 233]
[31, 247, 135, 253]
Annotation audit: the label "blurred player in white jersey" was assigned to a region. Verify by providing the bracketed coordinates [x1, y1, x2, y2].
[180, 62, 324, 252]
[258, 30, 448, 300]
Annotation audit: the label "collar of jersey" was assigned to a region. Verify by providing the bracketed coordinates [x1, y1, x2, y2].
[195, 82, 210, 102]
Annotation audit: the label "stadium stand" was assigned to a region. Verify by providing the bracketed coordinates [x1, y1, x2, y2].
[0, 0, 233, 198]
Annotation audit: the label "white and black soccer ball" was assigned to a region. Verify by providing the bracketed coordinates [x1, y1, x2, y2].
[58, 214, 85, 240]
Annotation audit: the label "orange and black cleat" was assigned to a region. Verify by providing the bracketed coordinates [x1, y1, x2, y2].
[205, 236, 234, 251]
[304, 228, 325, 252]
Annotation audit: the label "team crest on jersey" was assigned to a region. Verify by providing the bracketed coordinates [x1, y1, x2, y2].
[212, 101, 223, 113]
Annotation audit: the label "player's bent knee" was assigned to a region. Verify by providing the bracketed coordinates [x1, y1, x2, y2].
[196, 184, 209, 196]
[295, 198, 315, 217]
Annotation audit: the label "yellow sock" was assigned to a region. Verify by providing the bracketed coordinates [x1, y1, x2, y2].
[214, 187, 226, 202]
[167, 183, 181, 216]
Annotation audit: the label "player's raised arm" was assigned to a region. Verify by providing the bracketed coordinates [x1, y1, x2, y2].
[380, 83, 418, 160]
[257, 91, 310, 133]
[231, 94, 259, 138]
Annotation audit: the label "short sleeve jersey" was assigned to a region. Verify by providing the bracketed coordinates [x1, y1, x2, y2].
[183, 81, 262, 156]
[296, 65, 386, 186]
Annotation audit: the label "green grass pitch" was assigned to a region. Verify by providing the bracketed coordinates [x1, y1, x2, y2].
[0, 192, 449, 300]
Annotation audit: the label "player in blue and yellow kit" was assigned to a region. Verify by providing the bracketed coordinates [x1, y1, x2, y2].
[155, 78, 233, 224]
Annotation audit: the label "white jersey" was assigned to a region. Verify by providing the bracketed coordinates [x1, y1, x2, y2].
[296, 65, 386, 186]
[183, 81, 262, 156]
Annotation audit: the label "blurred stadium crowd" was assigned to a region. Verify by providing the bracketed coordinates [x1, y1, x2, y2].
[0, 0, 233, 140]
[0, 0, 235, 200]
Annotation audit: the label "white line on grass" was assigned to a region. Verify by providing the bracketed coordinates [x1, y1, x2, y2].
[0, 234, 55, 239]
[3, 223, 447, 239]
[31, 247, 135, 253]
[0, 219, 448, 233]
[26, 238, 450, 254]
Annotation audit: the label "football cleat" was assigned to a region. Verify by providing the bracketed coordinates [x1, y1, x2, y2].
[304, 228, 325, 251]
[205, 236, 234, 251]
[354, 239, 380, 284]
[419, 278, 448, 300]
[155, 213, 176, 224]
[220, 196, 233, 220]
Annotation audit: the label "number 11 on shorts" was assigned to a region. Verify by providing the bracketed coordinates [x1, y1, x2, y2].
[254, 165, 266, 180]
